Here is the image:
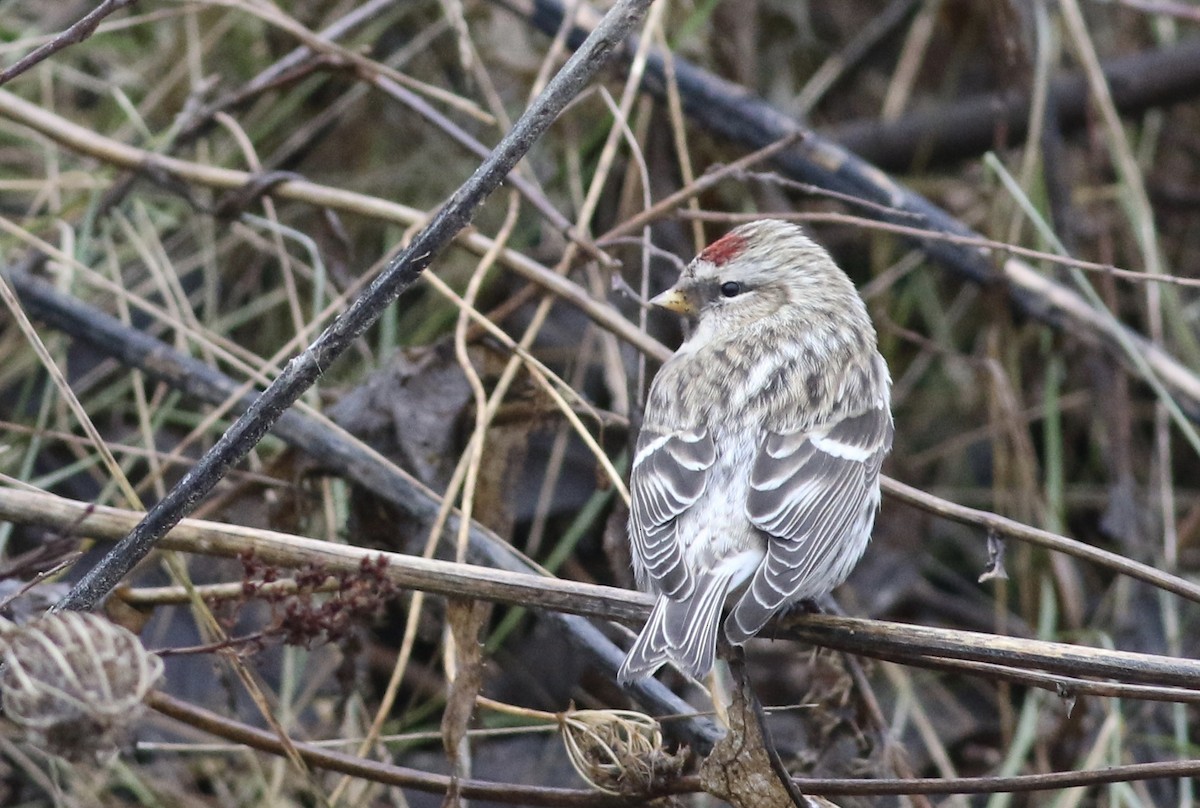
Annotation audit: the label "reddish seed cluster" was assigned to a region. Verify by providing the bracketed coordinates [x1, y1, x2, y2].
[237, 551, 397, 648]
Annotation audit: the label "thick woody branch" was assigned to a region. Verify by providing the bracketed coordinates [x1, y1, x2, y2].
[4, 486, 1200, 700]
[11, 262, 1199, 609]
[828, 38, 1200, 171]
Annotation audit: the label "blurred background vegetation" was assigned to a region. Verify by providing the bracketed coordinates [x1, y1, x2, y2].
[1, 0, 1199, 805]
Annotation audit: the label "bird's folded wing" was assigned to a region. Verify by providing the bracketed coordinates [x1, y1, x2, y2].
[739, 404, 893, 618]
[629, 427, 716, 598]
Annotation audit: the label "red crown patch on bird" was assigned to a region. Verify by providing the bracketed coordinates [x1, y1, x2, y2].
[697, 230, 747, 266]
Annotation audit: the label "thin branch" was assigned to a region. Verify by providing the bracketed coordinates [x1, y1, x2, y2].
[870, 652, 1200, 706]
[0, 0, 137, 87]
[777, 757, 1200, 796]
[595, 132, 803, 244]
[685, 207, 1200, 289]
[880, 476, 1200, 604]
[0, 88, 661, 359]
[776, 613, 1200, 689]
[147, 692, 639, 806]
[179, 0, 407, 132]
[150, 685, 1200, 799]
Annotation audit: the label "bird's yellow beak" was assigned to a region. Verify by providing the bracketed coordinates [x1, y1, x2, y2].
[650, 285, 698, 315]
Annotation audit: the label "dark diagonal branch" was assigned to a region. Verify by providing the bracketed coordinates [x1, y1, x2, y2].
[52, 0, 655, 614]
[0, 0, 137, 87]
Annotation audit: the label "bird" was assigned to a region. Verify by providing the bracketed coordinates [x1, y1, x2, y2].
[618, 219, 893, 683]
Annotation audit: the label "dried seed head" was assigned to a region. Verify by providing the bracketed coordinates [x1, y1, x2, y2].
[0, 612, 163, 761]
[560, 707, 687, 795]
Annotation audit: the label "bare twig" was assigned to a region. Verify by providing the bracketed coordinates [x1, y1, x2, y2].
[148, 691, 640, 806]
[775, 613, 1200, 689]
[148, 685, 1200, 798]
[690, 208, 1200, 289]
[880, 476, 1200, 603]
[0, 0, 137, 87]
[868, 652, 1200, 706]
[780, 759, 1200, 797]
[180, 0, 402, 132]
[596, 132, 804, 243]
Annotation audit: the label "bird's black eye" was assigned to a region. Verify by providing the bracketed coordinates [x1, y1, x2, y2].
[720, 281, 742, 298]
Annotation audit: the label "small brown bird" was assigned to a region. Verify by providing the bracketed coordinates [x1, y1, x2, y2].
[619, 219, 893, 683]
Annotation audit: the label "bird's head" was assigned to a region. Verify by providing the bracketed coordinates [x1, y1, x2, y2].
[652, 219, 865, 332]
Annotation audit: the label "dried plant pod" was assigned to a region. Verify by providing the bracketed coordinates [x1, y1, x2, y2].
[0, 611, 163, 761]
[559, 706, 687, 795]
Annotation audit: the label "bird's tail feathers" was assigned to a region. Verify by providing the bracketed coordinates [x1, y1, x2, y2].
[724, 572, 785, 645]
[618, 573, 734, 683]
[617, 598, 671, 684]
